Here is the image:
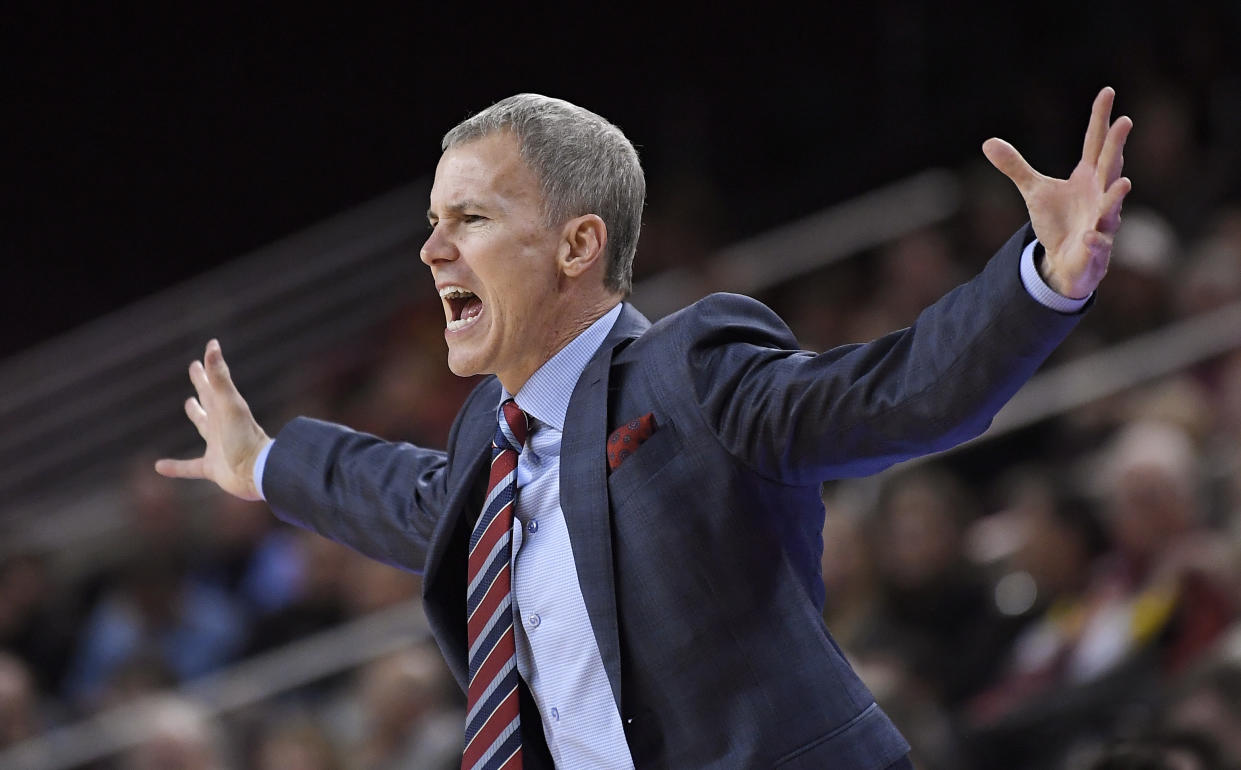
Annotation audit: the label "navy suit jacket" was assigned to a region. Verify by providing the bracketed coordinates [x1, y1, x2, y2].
[264, 224, 1083, 768]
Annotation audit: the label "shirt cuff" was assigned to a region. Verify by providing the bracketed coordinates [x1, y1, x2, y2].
[1020, 239, 1091, 314]
[253, 438, 274, 501]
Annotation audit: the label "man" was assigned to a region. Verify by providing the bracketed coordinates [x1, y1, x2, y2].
[157, 89, 1132, 768]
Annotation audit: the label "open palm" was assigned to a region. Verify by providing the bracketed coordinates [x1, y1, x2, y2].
[155, 339, 270, 500]
[983, 87, 1133, 299]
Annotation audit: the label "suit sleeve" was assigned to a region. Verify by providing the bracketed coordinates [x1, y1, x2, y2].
[683, 224, 1085, 484]
[262, 417, 449, 573]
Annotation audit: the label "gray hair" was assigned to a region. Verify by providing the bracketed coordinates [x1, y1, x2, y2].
[442, 94, 645, 295]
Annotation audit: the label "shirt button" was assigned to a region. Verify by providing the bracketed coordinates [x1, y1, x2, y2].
[528, 519, 538, 533]
[528, 613, 541, 628]
[551, 707, 560, 721]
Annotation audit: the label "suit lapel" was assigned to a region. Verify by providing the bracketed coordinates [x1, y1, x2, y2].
[422, 377, 500, 688]
[560, 303, 649, 708]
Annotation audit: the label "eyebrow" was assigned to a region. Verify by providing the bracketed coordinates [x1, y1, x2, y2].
[426, 200, 486, 222]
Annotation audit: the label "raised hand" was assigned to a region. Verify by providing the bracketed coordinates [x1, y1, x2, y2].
[983, 87, 1133, 299]
[154, 339, 270, 500]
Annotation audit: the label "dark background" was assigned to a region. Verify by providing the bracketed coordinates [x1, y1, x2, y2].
[5, 2, 1239, 357]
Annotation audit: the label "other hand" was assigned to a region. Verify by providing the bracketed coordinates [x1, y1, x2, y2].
[983, 87, 1133, 299]
[154, 339, 270, 500]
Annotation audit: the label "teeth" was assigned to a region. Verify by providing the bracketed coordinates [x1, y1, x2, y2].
[446, 314, 481, 332]
[439, 285, 481, 332]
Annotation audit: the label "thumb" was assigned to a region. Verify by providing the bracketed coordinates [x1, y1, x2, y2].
[982, 138, 1039, 194]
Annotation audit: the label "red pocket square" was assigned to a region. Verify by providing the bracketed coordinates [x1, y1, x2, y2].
[607, 413, 656, 471]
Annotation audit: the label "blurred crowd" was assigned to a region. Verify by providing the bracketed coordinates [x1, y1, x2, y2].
[0, 461, 467, 769]
[794, 85, 1241, 768]
[2, 78, 1241, 769]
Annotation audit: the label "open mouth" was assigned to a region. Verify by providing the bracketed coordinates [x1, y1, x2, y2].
[440, 286, 484, 332]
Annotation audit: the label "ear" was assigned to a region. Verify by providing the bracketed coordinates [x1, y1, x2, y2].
[558, 214, 609, 279]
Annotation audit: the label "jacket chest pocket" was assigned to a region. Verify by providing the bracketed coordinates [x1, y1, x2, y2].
[606, 419, 682, 506]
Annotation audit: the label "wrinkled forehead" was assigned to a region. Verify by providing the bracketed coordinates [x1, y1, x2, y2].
[429, 131, 541, 213]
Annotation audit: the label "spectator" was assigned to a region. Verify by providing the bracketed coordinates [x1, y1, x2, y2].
[964, 420, 1239, 768]
[120, 697, 228, 770]
[192, 493, 303, 619]
[347, 645, 462, 770]
[252, 714, 345, 770]
[820, 497, 883, 656]
[340, 551, 421, 617]
[0, 653, 39, 748]
[1161, 659, 1241, 768]
[0, 552, 75, 694]
[867, 467, 1008, 704]
[1081, 733, 1225, 770]
[244, 532, 350, 656]
[63, 552, 245, 710]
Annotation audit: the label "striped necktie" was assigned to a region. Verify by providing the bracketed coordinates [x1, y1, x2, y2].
[463, 398, 528, 770]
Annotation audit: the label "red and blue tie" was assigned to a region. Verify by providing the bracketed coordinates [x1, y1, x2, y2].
[463, 399, 528, 770]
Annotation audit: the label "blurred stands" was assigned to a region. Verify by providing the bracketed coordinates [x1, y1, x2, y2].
[3, 69, 1241, 770]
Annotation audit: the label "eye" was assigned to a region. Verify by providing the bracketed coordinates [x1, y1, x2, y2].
[463, 214, 487, 224]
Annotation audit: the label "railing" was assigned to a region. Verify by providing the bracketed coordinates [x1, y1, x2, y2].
[631, 169, 961, 317]
[0, 181, 431, 556]
[979, 300, 1241, 442]
[0, 600, 428, 770]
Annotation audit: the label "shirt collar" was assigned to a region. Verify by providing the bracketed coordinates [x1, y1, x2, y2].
[500, 303, 623, 432]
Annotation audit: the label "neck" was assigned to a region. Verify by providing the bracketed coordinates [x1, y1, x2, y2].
[497, 295, 622, 393]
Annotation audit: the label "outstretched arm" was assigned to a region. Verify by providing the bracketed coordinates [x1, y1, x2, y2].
[154, 339, 271, 500]
[156, 338, 453, 572]
[983, 86, 1133, 299]
[693, 90, 1134, 483]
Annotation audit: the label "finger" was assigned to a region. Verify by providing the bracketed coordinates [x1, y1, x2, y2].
[189, 359, 211, 407]
[154, 457, 206, 480]
[982, 138, 1041, 194]
[1083, 229, 1114, 260]
[1097, 176, 1132, 234]
[204, 338, 234, 392]
[1081, 86, 1115, 166]
[1096, 115, 1132, 188]
[185, 396, 209, 439]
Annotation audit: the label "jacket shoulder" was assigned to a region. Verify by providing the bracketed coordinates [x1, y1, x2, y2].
[627, 292, 801, 359]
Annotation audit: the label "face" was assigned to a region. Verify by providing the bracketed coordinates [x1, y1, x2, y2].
[422, 132, 567, 390]
[1107, 465, 1191, 559]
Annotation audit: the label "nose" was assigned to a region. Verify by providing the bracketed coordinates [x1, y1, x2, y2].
[420, 225, 458, 266]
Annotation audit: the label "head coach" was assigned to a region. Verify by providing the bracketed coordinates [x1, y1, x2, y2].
[157, 88, 1132, 768]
